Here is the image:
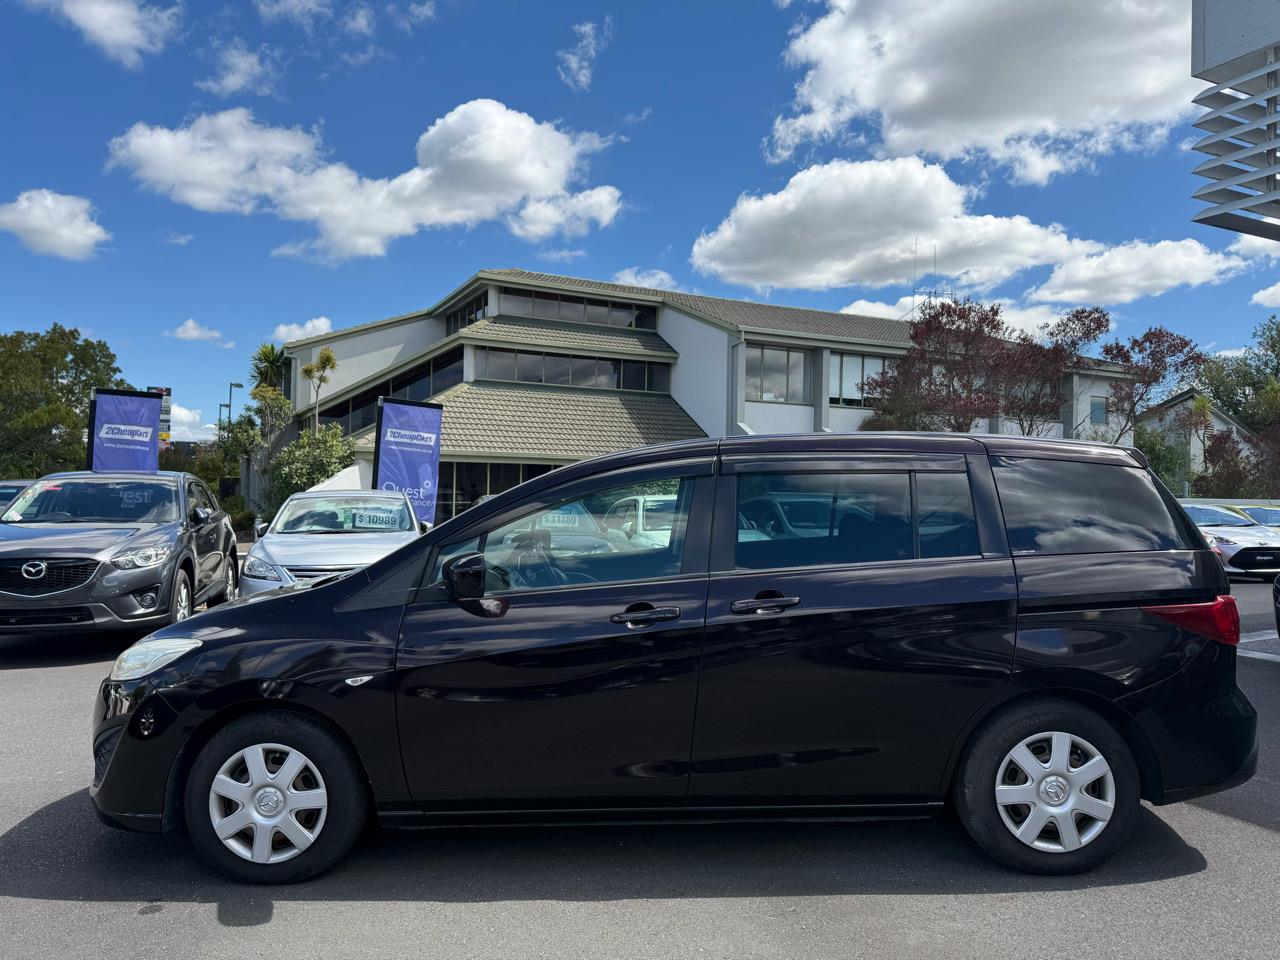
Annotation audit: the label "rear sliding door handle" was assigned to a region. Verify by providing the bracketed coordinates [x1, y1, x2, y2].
[610, 605, 681, 627]
[730, 596, 801, 615]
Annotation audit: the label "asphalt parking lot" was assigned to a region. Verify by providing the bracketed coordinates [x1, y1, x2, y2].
[0, 582, 1276, 960]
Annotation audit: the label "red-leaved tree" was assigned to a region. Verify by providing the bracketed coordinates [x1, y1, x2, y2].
[1092, 328, 1205, 444]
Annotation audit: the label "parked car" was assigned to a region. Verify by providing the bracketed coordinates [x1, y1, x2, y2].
[92, 434, 1255, 883]
[1220, 503, 1280, 527]
[0, 471, 236, 631]
[602, 493, 679, 548]
[0, 480, 33, 509]
[1180, 503, 1280, 580]
[240, 490, 425, 597]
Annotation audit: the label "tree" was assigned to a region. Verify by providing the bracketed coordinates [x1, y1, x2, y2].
[1088, 328, 1204, 444]
[999, 308, 1111, 437]
[268, 424, 355, 508]
[301, 346, 338, 435]
[1133, 422, 1191, 494]
[1192, 430, 1254, 499]
[1192, 315, 1280, 432]
[0, 324, 131, 476]
[862, 298, 1005, 433]
[250, 343, 287, 391]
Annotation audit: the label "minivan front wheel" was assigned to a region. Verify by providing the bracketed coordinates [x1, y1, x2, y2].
[184, 711, 367, 883]
[954, 699, 1139, 874]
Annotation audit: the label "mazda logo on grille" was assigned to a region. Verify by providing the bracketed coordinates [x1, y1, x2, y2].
[20, 561, 47, 580]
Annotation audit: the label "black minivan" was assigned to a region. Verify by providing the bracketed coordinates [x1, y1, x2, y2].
[91, 434, 1256, 883]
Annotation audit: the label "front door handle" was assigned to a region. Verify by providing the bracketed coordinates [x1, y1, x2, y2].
[730, 595, 801, 616]
[610, 604, 681, 628]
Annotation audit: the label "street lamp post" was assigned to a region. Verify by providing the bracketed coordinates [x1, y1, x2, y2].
[228, 381, 244, 424]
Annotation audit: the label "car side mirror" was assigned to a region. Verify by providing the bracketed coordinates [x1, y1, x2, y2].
[419, 520, 432, 534]
[191, 506, 213, 526]
[443, 551, 486, 600]
[254, 520, 269, 539]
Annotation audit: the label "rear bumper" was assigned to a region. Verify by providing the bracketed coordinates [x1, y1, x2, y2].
[1123, 646, 1258, 805]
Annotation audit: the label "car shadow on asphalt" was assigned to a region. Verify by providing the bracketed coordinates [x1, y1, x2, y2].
[0, 632, 132, 670]
[0, 791, 1207, 927]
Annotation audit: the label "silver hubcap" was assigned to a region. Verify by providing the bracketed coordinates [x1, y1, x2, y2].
[174, 580, 191, 621]
[994, 731, 1115, 853]
[207, 742, 328, 864]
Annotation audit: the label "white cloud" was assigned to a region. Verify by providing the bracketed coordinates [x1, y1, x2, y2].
[0, 188, 110, 260]
[1031, 239, 1245, 305]
[166, 318, 236, 349]
[767, 0, 1200, 183]
[195, 39, 279, 98]
[273, 316, 332, 342]
[386, 2, 434, 32]
[613, 267, 682, 290]
[256, 0, 331, 27]
[108, 101, 621, 261]
[1250, 281, 1280, 308]
[841, 296, 917, 320]
[342, 3, 375, 35]
[23, 0, 179, 69]
[1228, 234, 1280, 262]
[991, 300, 1066, 335]
[537, 247, 586, 262]
[691, 156, 1096, 291]
[169, 403, 217, 442]
[556, 18, 613, 93]
[166, 232, 193, 245]
[1217, 346, 1250, 356]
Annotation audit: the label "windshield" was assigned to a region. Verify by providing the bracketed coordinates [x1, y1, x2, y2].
[642, 500, 677, 531]
[1242, 506, 1280, 526]
[1184, 504, 1256, 528]
[272, 496, 413, 534]
[1, 478, 179, 523]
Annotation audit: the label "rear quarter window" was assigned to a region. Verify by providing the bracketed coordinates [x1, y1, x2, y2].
[991, 456, 1191, 556]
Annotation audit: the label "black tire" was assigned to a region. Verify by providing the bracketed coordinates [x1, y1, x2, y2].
[169, 568, 193, 625]
[184, 711, 368, 884]
[205, 552, 238, 607]
[953, 698, 1139, 875]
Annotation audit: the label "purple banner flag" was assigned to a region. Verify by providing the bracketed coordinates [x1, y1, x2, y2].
[89, 389, 162, 472]
[372, 399, 443, 524]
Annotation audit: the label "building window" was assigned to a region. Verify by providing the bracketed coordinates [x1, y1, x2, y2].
[319, 348, 463, 435]
[445, 292, 489, 336]
[828, 352, 886, 407]
[434, 461, 560, 524]
[476, 347, 672, 392]
[746, 345, 810, 403]
[497, 287, 657, 330]
[1090, 396, 1108, 425]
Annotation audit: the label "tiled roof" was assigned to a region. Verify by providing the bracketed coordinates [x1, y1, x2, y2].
[481, 268, 913, 346]
[459, 314, 676, 357]
[354, 381, 706, 460]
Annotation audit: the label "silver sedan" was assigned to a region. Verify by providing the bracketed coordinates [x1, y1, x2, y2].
[240, 489, 427, 596]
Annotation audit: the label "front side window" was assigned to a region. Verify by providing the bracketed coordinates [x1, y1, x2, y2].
[746, 346, 809, 403]
[2, 479, 179, 523]
[734, 469, 979, 570]
[993, 456, 1189, 556]
[436, 477, 695, 592]
[272, 496, 414, 534]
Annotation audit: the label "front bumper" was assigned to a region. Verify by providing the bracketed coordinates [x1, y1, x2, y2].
[238, 574, 285, 598]
[0, 562, 175, 631]
[1219, 544, 1280, 576]
[90, 675, 185, 833]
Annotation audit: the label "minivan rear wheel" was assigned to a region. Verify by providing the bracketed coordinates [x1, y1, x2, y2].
[953, 699, 1139, 874]
[184, 711, 367, 883]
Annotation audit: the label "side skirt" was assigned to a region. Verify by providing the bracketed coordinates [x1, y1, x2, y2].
[376, 801, 944, 830]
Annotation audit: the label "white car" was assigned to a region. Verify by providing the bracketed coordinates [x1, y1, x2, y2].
[240, 489, 426, 596]
[1182, 503, 1280, 580]
[603, 494, 679, 549]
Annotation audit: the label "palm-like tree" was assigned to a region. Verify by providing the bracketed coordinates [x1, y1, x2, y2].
[251, 343, 287, 390]
[301, 346, 338, 435]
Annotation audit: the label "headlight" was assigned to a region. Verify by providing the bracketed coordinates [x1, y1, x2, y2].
[1211, 535, 1237, 546]
[111, 637, 202, 681]
[111, 543, 173, 570]
[242, 554, 281, 581]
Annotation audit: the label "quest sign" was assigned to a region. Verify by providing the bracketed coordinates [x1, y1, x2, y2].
[87, 388, 163, 472]
[372, 398, 444, 524]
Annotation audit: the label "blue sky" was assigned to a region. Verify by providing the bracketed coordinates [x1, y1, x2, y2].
[0, 0, 1275, 440]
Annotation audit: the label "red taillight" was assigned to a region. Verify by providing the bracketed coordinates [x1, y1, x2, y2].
[1141, 595, 1240, 646]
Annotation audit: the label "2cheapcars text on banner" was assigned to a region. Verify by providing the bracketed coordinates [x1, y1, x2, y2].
[373, 398, 443, 525]
[88, 389, 163, 472]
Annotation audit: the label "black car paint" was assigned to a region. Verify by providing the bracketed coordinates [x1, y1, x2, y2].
[90, 435, 1257, 834]
[0, 472, 236, 631]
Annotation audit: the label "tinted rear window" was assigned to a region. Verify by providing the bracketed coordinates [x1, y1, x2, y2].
[992, 456, 1189, 556]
